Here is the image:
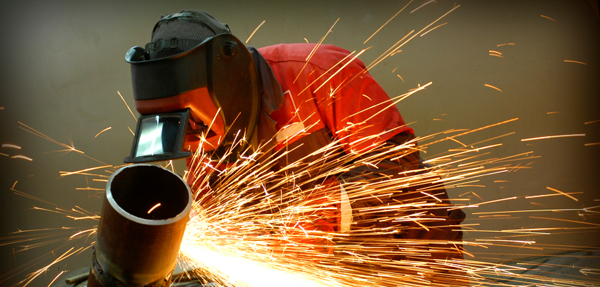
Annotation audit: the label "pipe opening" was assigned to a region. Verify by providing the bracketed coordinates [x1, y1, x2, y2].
[109, 165, 189, 220]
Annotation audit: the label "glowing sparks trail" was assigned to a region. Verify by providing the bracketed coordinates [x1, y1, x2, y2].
[484, 83, 502, 92]
[59, 165, 113, 177]
[2, 143, 22, 149]
[420, 22, 448, 37]
[564, 59, 587, 65]
[10, 155, 32, 161]
[17, 121, 110, 165]
[94, 127, 112, 138]
[411, 0, 435, 14]
[117, 91, 137, 122]
[180, 245, 332, 287]
[545, 186, 579, 202]
[489, 50, 503, 58]
[292, 18, 341, 84]
[540, 14, 557, 22]
[5, 106, 600, 287]
[170, 110, 599, 286]
[364, 0, 414, 44]
[148, 203, 162, 214]
[364, 4, 461, 73]
[521, 133, 585, 142]
[245, 20, 266, 43]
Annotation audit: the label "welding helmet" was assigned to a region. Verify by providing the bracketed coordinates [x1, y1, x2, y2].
[123, 10, 260, 163]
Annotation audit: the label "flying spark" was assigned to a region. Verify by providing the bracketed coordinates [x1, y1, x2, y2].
[11, 155, 32, 161]
[540, 15, 557, 22]
[521, 133, 585, 142]
[148, 203, 162, 214]
[2, 143, 22, 149]
[564, 59, 587, 65]
[484, 84, 502, 92]
[364, 0, 414, 44]
[94, 127, 112, 138]
[420, 22, 448, 37]
[245, 20, 266, 43]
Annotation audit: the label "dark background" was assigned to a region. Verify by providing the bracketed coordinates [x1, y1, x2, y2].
[0, 1, 598, 286]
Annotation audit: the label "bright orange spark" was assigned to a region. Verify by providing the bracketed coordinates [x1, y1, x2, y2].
[364, 0, 413, 44]
[484, 83, 502, 92]
[60, 165, 113, 177]
[525, 191, 583, 199]
[365, 30, 414, 72]
[530, 216, 600, 227]
[245, 20, 266, 43]
[396, 74, 405, 83]
[476, 196, 518, 206]
[18, 122, 111, 165]
[584, 119, 600, 125]
[46, 271, 66, 287]
[69, 228, 97, 239]
[423, 118, 519, 149]
[411, 0, 435, 14]
[292, 18, 340, 84]
[69, 215, 100, 221]
[2, 143, 22, 149]
[365, 5, 461, 73]
[489, 50, 504, 58]
[148, 203, 162, 214]
[94, 127, 112, 138]
[420, 22, 447, 37]
[470, 132, 516, 146]
[540, 15, 557, 22]
[496, 42, 516, 47]
[75, 187, 104, 191]
[390, 49, 403, 56]
[564, 59, 587, 65]
[585, 142, 600, 146]
[11, 155, 32, 161]
[545, 186, 578, 202]
[117, 91, 137, 122]
[521, 133, 585, 142]
[314, 49, 368, 93]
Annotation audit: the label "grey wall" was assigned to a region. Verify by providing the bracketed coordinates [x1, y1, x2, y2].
[0, 1, 598, 286]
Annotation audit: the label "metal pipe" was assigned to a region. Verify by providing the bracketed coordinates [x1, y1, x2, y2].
[87, 164, 192, 286]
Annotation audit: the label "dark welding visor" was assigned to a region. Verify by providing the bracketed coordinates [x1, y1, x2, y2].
[123, 33, 260, 163]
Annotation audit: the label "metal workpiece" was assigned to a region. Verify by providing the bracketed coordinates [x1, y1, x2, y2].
[88, 164, 192, 287]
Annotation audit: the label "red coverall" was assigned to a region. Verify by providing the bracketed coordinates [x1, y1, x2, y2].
[189, 43, 464, 260]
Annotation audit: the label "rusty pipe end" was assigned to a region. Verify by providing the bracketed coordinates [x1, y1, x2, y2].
[89, 164, 192, 286]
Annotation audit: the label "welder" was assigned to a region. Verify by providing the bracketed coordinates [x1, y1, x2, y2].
[123, 9, 464, 261]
